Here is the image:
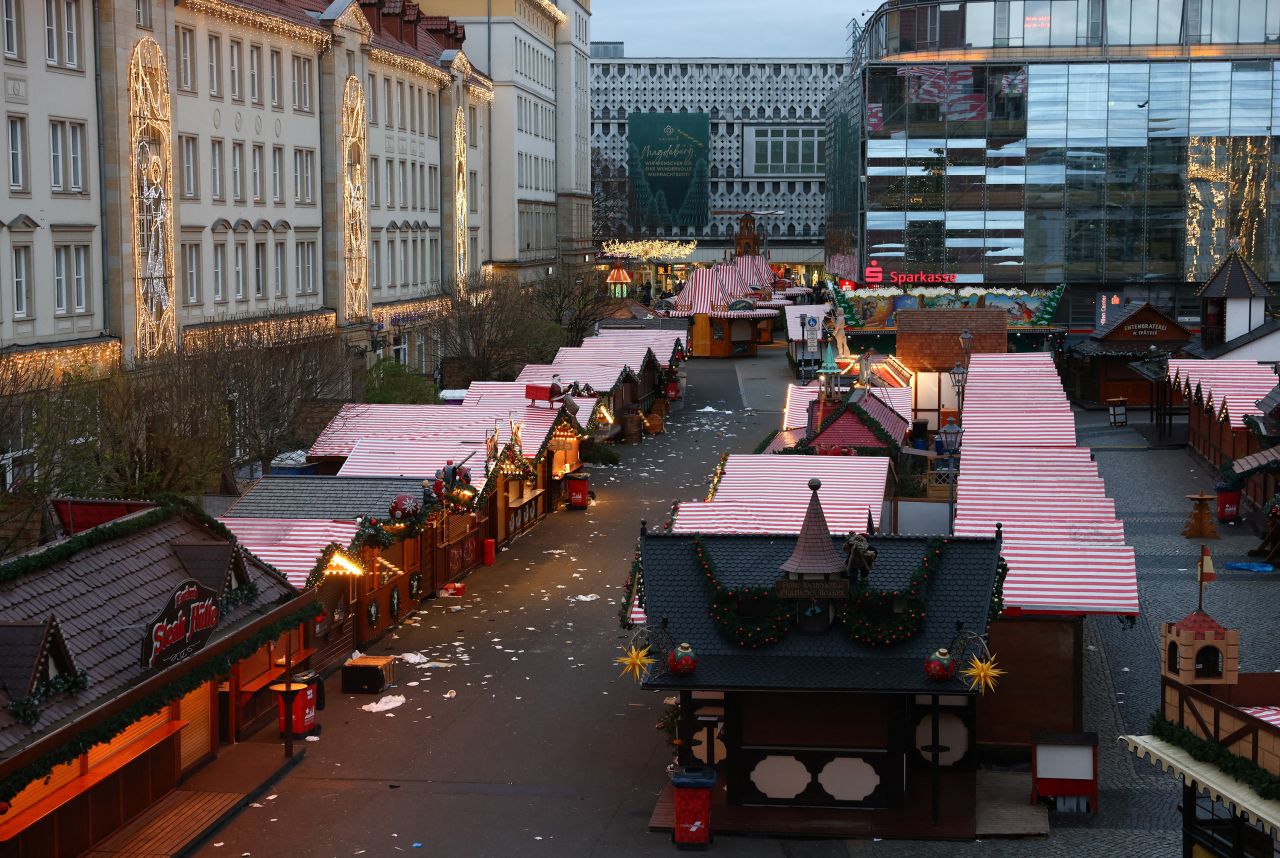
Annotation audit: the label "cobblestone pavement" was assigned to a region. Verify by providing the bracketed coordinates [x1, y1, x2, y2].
[196, 360, 1272, 857]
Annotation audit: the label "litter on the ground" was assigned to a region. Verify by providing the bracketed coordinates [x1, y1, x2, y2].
[361, 694, 406, 713]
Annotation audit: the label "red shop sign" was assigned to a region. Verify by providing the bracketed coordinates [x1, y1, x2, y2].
[140, 578, 222, 670]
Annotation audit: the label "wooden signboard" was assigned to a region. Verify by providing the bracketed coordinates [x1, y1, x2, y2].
[776, 579, 849, 599]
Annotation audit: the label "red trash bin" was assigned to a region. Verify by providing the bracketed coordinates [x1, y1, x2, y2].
[665, 380, 682, 401]
[483, 538, 496, 565]
[276, 682, 316, 737]
[567, 473, 590, 509]
[671, 765, 716, 849]
[1217, 486, 1243, 522]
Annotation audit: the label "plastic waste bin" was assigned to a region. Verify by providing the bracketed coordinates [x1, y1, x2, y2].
[567, 473, 590, 509]
[276, 678, 316, 737]
[1216, 485, 1243, 522]
[671, 765, 716, 849]
[294, 669, 324, 711]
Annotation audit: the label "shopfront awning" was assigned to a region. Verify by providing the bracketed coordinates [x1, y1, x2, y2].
[1124, 734, 1280, 838]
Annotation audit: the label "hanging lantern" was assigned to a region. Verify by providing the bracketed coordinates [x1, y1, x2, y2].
[924, 647, 956, 681]
[606, 259, 633, 298]
[667, 642, 698, 676]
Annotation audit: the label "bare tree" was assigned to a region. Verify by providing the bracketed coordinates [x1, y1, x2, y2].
[435, 272, 563, 383]
[592, 149, 630, 242]
[531, 264, 626, 347]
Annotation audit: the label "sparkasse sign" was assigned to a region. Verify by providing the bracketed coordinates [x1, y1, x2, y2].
[863, 259, 957, 286]
[140, 578, 222, 670]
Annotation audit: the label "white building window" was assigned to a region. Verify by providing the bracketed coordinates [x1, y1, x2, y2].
[177, 26, 194, 91]
[251, 143, 263, 202]
[134, 0, 150, 29]
[178, 134, 197, 198]
[11, 246, 30, 318]
[269, 49, 282, 108]
[253, 241, 265, 297]
[370, 239, 380, 289]
[385, 160, 395, 208]
[182, 242, 200, 303]
[427, 90, 438, 137]
[387, 236, 396, 288]
[207, 35, 221, 97]
[367, 74, 378, 124]
[273, 240, 285, 296]
[210, 138, 223, 199]
[271, 145, 283, 203]
[212, 243, 226, 300]
[231, 141, 243, 201]
[53, 243, 66, 312]
[228, 39, 242, 100]
[468, 170, 477, 212]
[2, 0, 20, 60]
[428, 236, 439, 285]
[72, 244, 86, 311]
[48, 120, 63, 190]
[369, 156, 379, 207]
[291, 56, 312, 111]
[293, 148, 314, 203]
[248, 45, 261, 104]
[234, 243, 245, 299]
[295, 240, 316, 294]
[428, 165, 438, 210]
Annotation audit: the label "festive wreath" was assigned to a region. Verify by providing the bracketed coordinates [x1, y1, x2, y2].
[366, 600, 379, 628]
[390, 587, 401, 618]
[694, 536, 794, 648]
[837, 536, 944, 647]
[409, 573, 422, 600]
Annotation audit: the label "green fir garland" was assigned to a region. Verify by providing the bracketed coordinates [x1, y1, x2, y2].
[219, 579, 260, 616]
[1149, 713, 1280, 800]
[991, 556, 1008, 620]
[618, 541, 644, 629]
[6, 670, 90, 727]
[837, 536, 943, 646]
[0, 601, 319, 805]
[693, 536, 795, 649]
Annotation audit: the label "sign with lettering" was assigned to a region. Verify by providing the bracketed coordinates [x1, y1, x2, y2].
[140, 579, 222, 670]
[804, 314, 820, 354]
[627, 112, 710, 229]
[776, 579, 850, 599]
[1122, 322, 1168, 337]
[863, 260, 958, 286]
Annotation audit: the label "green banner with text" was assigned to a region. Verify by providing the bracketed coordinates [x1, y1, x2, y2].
[627, 113, 710, 229]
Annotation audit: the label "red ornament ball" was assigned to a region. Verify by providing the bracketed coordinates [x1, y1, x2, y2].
[668, 643, 698, 676]
[389, 493, 422, 521]
[924, 648, 957, 681]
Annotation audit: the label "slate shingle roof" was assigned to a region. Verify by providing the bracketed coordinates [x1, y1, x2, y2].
[0, 622, 48, 700]
[640, 533, 1001, 693]
[1198, 252, 1272, 298]
[225, 476, 425, 520]
[0, 511, 298, 759]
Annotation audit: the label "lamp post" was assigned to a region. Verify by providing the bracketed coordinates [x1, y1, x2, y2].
[956, 328, 973, 413]
[939, 416, 964, 532]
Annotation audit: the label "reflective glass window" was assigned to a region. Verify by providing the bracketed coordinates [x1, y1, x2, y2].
[1189, 63, 1231, 135]
[966, 0, 995, 44]
[1107, 0, 1131, 44]
[1024, 0, 1052, 44]
[1268, 0, 1280, 39]
[1107, 64, 1149, 147]
[1157, 0, 1184, 43]
[1211, 0, 1240, 42]
[1131, 0, 1158, 42]
[1051, 0, 1078, 43]
[1239, 0, 1267, 41]
[1230, 62, 1270, 135]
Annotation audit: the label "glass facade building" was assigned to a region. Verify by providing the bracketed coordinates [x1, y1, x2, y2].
[825, 0, 1280, 327]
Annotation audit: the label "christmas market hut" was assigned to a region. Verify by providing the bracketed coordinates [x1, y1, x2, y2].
[0, 499, 314, 857]
[221, 476, 448, 672]
[664, 268, 779, 358]
[550, 343, 664, 412]
[575, 328, 688, 404]
[633, 479, 1005, 839]
[1063, 302, 1191, 405]
[514, 361, 640, 440]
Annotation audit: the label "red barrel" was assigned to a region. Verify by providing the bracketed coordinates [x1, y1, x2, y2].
[671, 765, 716, 848]
[665, 380, 682, 401]
[1217, 488, 1243, 522]
[567, 473, 590, 509]
[277, 684, 316, 737]
[483, 538, 496, 565]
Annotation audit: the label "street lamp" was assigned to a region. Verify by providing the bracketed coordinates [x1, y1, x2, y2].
[958, 328, 973, 358]
[956, 328, 973, 412]
[948, 361, 968, 399]
[939, 416, 963, 532]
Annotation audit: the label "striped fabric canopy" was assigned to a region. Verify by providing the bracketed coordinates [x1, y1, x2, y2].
[310, 403, 562, 460]
[669, 455, 889, 534]
[220, 518, 360, 587]
[338, 437, 490, 487]
[667, 268, 779, 319]
[592, 329, 685, 367]
[784, 304, 832, 342]
[553, 344, 655, 376]
[460, 382, 599, 421]
[780, 384, 911, 432]
[874, 387, 913, 422]
[716, 263, 752, 300]
[1169, 358, 1278, 429]
[515, 361, 632, 392]
[955, 352, 1137, 615]
[735, 254, 773, 287]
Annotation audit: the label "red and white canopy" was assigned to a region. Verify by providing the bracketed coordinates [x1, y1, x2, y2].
[590, 329, 685, 368]
[338, 437, 491, 487]
[671, 499, 875, 535]
[667, 268, 778, 319]
[735, 254, 773, 288]
[1169, 358, 1278, 429]
[220, 518, 360, 587]
[516, 361, 632, 393]
[310, 402, 561, 461]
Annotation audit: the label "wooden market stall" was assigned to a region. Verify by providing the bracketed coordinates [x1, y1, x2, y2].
[0, 500, 313, 858]
[633, 482, 1004, 839]
[1064, 302, 1191, 406]
[664, 268, 779, 358]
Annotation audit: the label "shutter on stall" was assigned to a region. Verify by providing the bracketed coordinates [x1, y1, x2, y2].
[179, 682, 213, 771]
[6, 758, 81, 815]
[87, 709, 170, 768]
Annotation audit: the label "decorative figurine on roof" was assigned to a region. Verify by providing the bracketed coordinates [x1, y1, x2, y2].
[428, 450, 478, 509]
[508, 416, 524, 456]
[485, 420, 500, 466]
[843, 531, 878, 581]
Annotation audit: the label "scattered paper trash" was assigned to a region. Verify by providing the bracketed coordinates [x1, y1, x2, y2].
[361, 694, 406, 713]
[443, 689, 457, 699]
[305, 735, 320, 742]
[399, 652, 428, 664]
[570, 594, 601, 602]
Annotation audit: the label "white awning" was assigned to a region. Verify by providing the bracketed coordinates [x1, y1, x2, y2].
[1123, 734, 1280, 838]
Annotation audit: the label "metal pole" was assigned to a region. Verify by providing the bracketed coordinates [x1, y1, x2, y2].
[930, 694, 941, 823]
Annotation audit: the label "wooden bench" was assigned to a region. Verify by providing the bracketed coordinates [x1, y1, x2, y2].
[237, 667, 284, 704]
[83, 788, 242, 857]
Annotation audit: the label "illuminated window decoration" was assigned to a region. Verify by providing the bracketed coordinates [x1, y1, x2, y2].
[0, 340, 121, 388]
[466, 83, 494, 103]
[178, 0, 331, 49]
[370, 48, 450, 88]
[342, 76, 370, 323]
[371, 297, 448, 330]
[529, 0, 568, 24]
[182, 310, 337, 353]
[454, 103, 468, 288]
[129, 37, 178, 362]
[602, 239, 697, 261]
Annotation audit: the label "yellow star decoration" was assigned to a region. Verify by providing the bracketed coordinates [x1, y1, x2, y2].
[962, 654, 1005, 694]
[615, 645, 655, 683]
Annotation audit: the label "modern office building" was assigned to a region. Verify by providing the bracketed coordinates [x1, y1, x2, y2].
[425, 0, 593, 280]
[591, 43, 848, 272]
[825, 0, 1280, 330]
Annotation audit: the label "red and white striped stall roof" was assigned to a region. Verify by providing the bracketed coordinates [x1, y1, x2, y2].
[1243, 707, 1280, 729]
[716, 263, 751, 300]
[220, 518, 360, 587]
[784, 304, 832, 342]
[782, 383, 820, 430]
[954, 352, 1137, 615]
[628, 592, 648, 625]
[667, 268, 779, 319]
[310, 403, 563, 460]
[515, 361, 631, 392]
[874, 387, 913, 422]
[670, 499, 875, 535]
[554, 344, 656, 377]
[998, 543, 1139, 615]
[588, 330, 685, 367]
[460, 382, 599, 420]
[337, 437, 490, 486]
[735, 254, 773, 288]
[1169, 359, 1278, 429]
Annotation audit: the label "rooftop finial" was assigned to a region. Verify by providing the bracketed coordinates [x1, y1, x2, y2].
[809, 478, 821, 492]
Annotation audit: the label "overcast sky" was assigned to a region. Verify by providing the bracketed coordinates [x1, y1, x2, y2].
[589, 0, 867, 58]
